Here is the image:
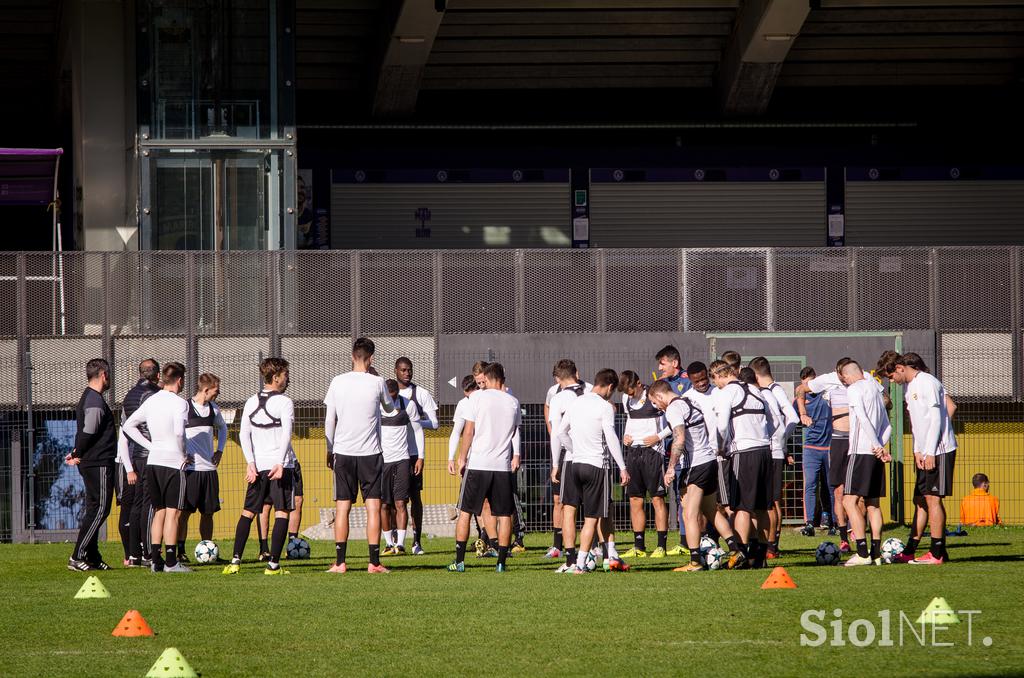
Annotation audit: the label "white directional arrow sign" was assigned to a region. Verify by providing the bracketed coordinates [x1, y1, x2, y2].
[447, 376, 458, 389]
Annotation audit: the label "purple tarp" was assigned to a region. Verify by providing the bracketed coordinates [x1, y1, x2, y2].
[0, 148, 63, 206]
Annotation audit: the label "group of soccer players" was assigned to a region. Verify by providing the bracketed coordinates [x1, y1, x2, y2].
[66, 338, 958, 574]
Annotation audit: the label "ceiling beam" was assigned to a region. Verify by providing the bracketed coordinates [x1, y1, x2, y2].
[370, 0, 445, 118]
[719, 0, 809, 116]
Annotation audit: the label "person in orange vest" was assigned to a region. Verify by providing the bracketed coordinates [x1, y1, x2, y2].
[960, 473, 1000, 526]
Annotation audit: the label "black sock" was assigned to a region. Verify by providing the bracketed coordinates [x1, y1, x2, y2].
[725, 536, 740, 554]
[739, 540, 749, 557]
[455, 540, 467, 564]
[930, 537, 945, 559]
[906, 536, 920, 556]
[691, 548, 703, 565]
[335, 541, 347, 566]
[413, 529, 421, 547]
[368, 543, 381, 566]
[177, 540, 185, 553]
[489, 538, 498, 550]
[657, 531, 668, 550]
[288, 531, 298, 540]
[269, 517, 288, 564]
[839, 525, 849, 544]
[601, 542, 609, 560]
[633, 531, 645, 551]
[151, 544, 164, 565]
[259, 537, 269, 553]
[566, 548, 577, 567]
[870, 539, 881, 560]
[856, 538, 868, 558]
[165, 545, 177, 568]
[706, 523, 720, 541]
[553, 528, 563, 550]
[233, 515, 253, 561]
[497, 545, 509, 566]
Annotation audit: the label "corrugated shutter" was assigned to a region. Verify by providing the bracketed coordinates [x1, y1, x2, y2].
[330, 183, 569, 248]
[590, 182, 825, 247]
[846, 181, 1024, 245]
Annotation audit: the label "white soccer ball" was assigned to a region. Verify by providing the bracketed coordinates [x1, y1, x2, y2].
[881, 537, 906, 564]
[286, 537, 311, 560]
[703, 546, 726, 570]
[194, 540, 219, 564]
[584, 552, 597, 572]
[699, 536, 718, 552]
[816, 541, 841, 566]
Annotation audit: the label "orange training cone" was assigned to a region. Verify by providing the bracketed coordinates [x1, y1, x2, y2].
[761, 566, 797, 589]
[111, 609, 155, 637]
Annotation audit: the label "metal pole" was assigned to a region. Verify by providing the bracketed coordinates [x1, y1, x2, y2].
[847, 248, 858, 331]
[765, 248, 776, 332]
[595, 249, 607, 332]
[514, 250, 525, 334]
[350, 251, 361, 339]
[185, 252, 199, 395]
[25, 349, 35, 543]
[269, 250, 281, 357]
[679, 249, 688, 332]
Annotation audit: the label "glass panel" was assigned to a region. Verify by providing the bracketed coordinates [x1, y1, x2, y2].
[153, 156, 214, 249]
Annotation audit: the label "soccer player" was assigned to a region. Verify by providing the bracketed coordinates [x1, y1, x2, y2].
[324, 338, 395, 574]
[840, 361, 892, 566]
[114, 425, 135, 565]
[885, 352, 957, 565]
[177, 373, 227, 560]
[617, 370, 670, 559]
[380, 378, 420, 555]
[650, 379, 742, 572]
[796, 367, 833, 537]
[223, 358, 297, 575]
[682, 360, 725, 552]
[749, 357, 799, 558]
[653, 345, 692, 395]
[395, 357, 438, 555]
[722, 351, 742, 371]
[122, 362, 190, 573]
[447, 375, 496, 552]
[448, 363, 521, 573]
[66, 358, 116, 571]
[551, 368, 629, 574]
[120, 358, 160, 567]
[546, 359, 588, 561]
[710, 360, 772, 569]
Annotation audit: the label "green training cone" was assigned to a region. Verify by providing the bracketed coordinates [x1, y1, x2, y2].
[915, 597, 960, 625]
[145, 647, 198, 678]
[74, 575, 110, 599]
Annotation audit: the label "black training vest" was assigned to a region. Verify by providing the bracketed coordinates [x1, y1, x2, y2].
[248, 391, 283, 429]
[381, 396, 411, 427]
[624, 388, 661, 420]
[186, 399, 216, 429]
[668, 396, 705, 429]
[730, 382, 768, 419]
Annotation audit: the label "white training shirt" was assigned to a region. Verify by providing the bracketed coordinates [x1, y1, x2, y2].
[240, 391, 296, 471]
[759, 386, 788, 460]
[545, 380, 593, 406]
[905, 371, 957, 457]
[554, 392, 625, 471]
[711, 381, 772, 454]
[548, 384, 587, 467]
[185, 399, 228, 472]
[621, 389, 669, 453]
[464, 388, 522, 472]
[324, 371, 394, 457]
[122, 390, 188, 470]
[381, 395, 419, 464]
[448, 396, 472, 462]
[847, 378, 892, 455]
[764, 382, 799, 459]
[808, 370, 881, 410]
[683, 385, 719, 454]
[399, 383, 438, 459]
[664, 396, 716, 469]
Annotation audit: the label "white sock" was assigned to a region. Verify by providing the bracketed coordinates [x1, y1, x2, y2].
[383, 531, 395, 547]
[576, 548, 588, 570]
[607, 539, 619, 559]
[397, 529, 407, 547]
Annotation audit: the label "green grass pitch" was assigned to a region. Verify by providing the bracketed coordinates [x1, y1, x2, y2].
[1, 527, 1022, 677]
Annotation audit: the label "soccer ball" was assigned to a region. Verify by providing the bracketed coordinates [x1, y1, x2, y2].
[584, 552, 597, 572]
[816, 541, 841, 566]
[881, 538, 906, 564]
[194, 540, 219, 564]
[286, 537, 311, 560]
[699, 535, 718, 552]
[703, 546, 726, 570]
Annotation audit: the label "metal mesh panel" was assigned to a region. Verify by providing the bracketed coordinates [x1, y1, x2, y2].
[359, 251, 435, 335]
[279, 335, 353, 404]
[138, 251, 190, 335]
[111, 336, 188, 405]
[0, 340, 18, 407]
[196, 336, 271, 405]
[368, 336, 438, 397]
[196, 252, 268, 335]
[27, 337, 103, 406]
[605, 249, 679, 332]
[523, 249, 600, 333]
[855, 247, 931, 330]
[440, 250, 515, 334]
[775, 248, 850, 331]
[936, 247, 1012, 331]
[0, 254, 18, 337]
[281, 251, 351, 335]
[25, 252, 104, 336]
[107, 251, 143, 334]
[939, 333, 1015, 399]
[686, 249, 767, 331]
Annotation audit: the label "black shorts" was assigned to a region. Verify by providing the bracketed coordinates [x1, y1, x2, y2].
[771, 458, 785, 503]
[266, 461, 304, 505]
[382, 459, 412, 506]
[408, 457, 424, 494]
[146, 464, 186, 511]
[684, 460, 718, 495]
[116, 463, 129, 505]
[626, 447, 668, 499]
[333, 453, 383, 502]
[185, 470, 221, 514]
[914, 451, 956, 498]
[730, 447, 772, 512]
[844, 454, 886, 499]
[828, 436, 850, 489]
[458, 469, 515, 517]
[557, 459, 580, 507]
[716, 457, 733, 507]
[571, 462, 611, 519]
[244, 468, 296, 513]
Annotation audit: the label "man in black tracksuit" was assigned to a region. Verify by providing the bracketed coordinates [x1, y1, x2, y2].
[121, 359, 160, 565]
[67, 359, 117, 571]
